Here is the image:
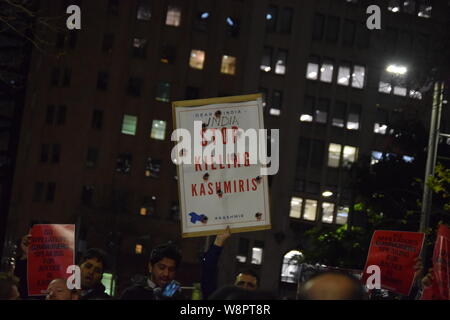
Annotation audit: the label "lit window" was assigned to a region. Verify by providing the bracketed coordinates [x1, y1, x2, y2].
[275, 50, 287, 75]
[236, 255, 246, 263]
[403, 155, 414, 162]
[101, 273, 115, 296]
[221, 55, 236, 75]
[189, 49, 205, 70]
[306, 62, 319, 80]
[135, 244, 143, 254]
[300, 114, 313, 122]
[121, 115, 137, 135]
[379, 81, 392, 94]
[371, 151, 383, 165]
[393, 86, 407, 96]
[337, 66, 351, 86]
[289, 197, 303, 218]
[321, 202, 335, 224]
[347, 113, 359, 130]
[140, 207, 147, 216]
[166, 5, 181, 26]
[137, 0, 151, 20]
[251, 247, 263, 265]
[320, 62, 334, 83]
[388, 0, 400, 12]
[260, 47, 272, 72]
[151, 120, 166, 140]
[270, 109, 281, 116]
[328, 143, 341, 167]
[270, 90, 282, 116]
[332, 101, 346, 128]
[343, 146, 357, 165]
[374, 123, 387, 134]
[418, 4, 432, 18]
[352, 65, 365, 88]
[409, 90, 422, 99]
[336, 206, 349, 225]
[303, 199, 317, 221]
[156, 82, 170, 102]
[281, 250, 303, 283]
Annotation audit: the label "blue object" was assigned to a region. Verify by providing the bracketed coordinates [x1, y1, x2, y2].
[189, 212, 206, 224]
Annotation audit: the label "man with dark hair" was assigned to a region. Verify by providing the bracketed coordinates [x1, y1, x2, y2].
[0, 273, 20, 300]
[78, 248, 110, 300]
[297, 271, 368, 300]
[201, 226, 260, 299]
[120, 242, 182, 300]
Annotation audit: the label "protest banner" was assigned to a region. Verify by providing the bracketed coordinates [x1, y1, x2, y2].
[172, 94, 271, 238]
[424, 224, 450, 300]
[27, 224, 75, 296]
[362, 230, 424, 296]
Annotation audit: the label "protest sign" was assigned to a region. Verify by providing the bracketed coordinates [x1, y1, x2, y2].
[27, 224, 75, 296]
[362, 230, 424, 296]
[425, 224, 450, 300]
[172, 94, 271, 238]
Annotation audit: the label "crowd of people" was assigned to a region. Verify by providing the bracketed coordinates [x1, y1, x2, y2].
[0, 226, 437, 300]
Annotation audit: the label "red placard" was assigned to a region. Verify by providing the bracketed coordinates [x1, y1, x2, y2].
[27, 224, 75, 296]
[362, 230, 425, 296]
[426, 224, 450, 300]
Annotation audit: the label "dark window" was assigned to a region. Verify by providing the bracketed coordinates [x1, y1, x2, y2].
[68, 32, 77, 49]
[116, 153, 132, 174]
[86, 148, 99, 168]
[62, 68, 71, 87]
[56, 33, 65, 48]
[92, 110, 103, 130]
[145, 157, 161, 178]
[226, 16, 240, 38]
[51, 144, 61, 163]
[169, 201, 180, 220]
[133, 38, 148, 58]
[40, 144, 49, 162]
[297, 138, 310, 168]
[46, 105, 55, 124]
[342, 20, 356, 46]
[156, 82, 171, 102]
[102, 34, 115, 53]
[259, 87, 268, 108]
[160, 45, 176, 64]
[127, 77, 143, 97]
[137, 0, 151, 20]
[272, 90, 282, 110]
[310, 140, 325, 169]
[280, 8, 293, 33]
[46, 182, 56, 202]
[185, 86, 200, 100]
[108, 0, 119, 15]
[193, 11, 209, 32]
[56, 105, 66, 125]
[312, 14, 325, 41]
[326, 16, 340, 43]
[97, 71, 109, 90]
[332, 101, 346, 128]
[260, 47, 273, 72]
[33, 182, 44, 202]
[316, 99, 329, 124]
[237, 238, 249, 262]
[51, 68, 60, 86]
[356, 22, 370, 49]
[81, 186, 94, 206]
[141, 196, 156, 217]
[306, 181, 320, 194]
[266, 6, 278, 33]
[303, 96, 314, 120]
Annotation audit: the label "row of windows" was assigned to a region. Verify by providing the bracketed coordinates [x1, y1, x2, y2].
[306, 58, 365, 88]
[289, 197, 349, 225]
[297, 139, 358, 170]
[312, 14, 370, 49]
[387, 0, 432, 18]
[300, 97, 361, 131]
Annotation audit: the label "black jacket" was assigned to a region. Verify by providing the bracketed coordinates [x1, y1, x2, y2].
[80, 283, 111, 300]
[120, 277, 183, 300]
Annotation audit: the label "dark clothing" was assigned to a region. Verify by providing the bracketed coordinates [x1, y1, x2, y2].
[14, 258, 29, 299]
[80, 283, 111, 300]
[120, 277, 183, 300]
[201, 244, 223, 300]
